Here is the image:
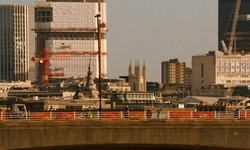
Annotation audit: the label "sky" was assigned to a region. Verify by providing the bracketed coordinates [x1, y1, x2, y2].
[1, 0, 218, 82]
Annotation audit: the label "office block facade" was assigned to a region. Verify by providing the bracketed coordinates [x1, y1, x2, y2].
[0, 5, 35, 82]
[161, 58, 185, 87]
[192, 51, 250, 92]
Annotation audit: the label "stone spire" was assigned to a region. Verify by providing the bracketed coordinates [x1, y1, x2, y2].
[129, 60, 132, 76]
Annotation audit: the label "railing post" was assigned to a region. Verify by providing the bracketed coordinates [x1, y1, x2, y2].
[190, 111, 193, 119]
[245, 111, 247, 119]
[0, 111, 3, 120]
[50, 111, 52, 120]
[97, 111, 100, 119]
[25, 112, 28, 120]
[214, 111, 217, 119]
[238, 110, 240, 119]
[73, 111, 76, 119]
[167, 111, 170, 119]
[121, 111, 123, 119]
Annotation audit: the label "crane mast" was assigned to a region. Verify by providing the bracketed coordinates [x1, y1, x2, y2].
[98, 0, 101, 13]
[98, 0, 102, 78]
[227, 0, 241, 54]
[31, 48, 69, 85]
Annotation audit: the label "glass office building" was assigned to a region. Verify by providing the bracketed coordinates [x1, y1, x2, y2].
[0, 5, 35, 82]
[219, 0, 250, 53]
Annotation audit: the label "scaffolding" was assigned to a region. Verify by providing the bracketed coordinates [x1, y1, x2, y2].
[34, 1, 108, 81]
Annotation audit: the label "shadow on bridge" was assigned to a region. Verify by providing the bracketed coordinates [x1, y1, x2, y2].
[16, 144, 240, 150]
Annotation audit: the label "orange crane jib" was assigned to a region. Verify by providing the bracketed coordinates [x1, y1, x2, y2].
[50, 51, 107, 55]
[31, 48, 69, 85]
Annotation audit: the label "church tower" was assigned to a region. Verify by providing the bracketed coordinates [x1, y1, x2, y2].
[128, 60, 146, 92]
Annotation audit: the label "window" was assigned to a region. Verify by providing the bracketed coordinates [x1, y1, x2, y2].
[35, 7, 53, 22]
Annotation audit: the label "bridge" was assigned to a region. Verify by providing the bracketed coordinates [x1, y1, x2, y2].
[1, 119, 250, 150]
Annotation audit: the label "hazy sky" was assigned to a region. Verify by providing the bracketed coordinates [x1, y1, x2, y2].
[1, 0, 218, 82]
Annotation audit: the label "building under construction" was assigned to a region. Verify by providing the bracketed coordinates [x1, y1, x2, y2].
[34, 0, 107, 83]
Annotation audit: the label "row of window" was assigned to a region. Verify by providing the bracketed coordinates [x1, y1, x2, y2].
[39, 33, 96, 38]
[126, 94, 154, 99]
[217, 62, 250, 66]
[217, 74, 250, 78]
[217, 69, 250, 73]
[217, 57, 250, 61]
[217, 80, 250, 84]
[195, 91, 224, 95]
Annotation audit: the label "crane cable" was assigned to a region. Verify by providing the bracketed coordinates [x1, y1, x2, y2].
[222, 1, 236, 39]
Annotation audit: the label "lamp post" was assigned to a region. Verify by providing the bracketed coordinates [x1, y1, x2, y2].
[95, 13, 102, 112]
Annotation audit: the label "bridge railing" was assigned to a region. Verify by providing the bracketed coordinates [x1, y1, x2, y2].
[1, 110, 250, 120]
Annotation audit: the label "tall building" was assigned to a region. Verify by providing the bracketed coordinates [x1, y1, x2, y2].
[161, 58, 185, 87]
[192, 51, 250, 91]
[34, 0, 107, 83]
[128, 61, 146, 92]
[219, 0, 250, 53]
[0, 5, 35, 82]
[184, 67, 192, 89]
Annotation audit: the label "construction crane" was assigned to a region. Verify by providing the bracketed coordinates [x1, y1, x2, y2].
[228, 0, 241, 54]
[31, 48, 69, 85]
[97, 0, 102, 80]
[96, 0, 107, 78]
[98, 0, 101, 13]
[50, 50, 107, 55]
[222, 0, 241, 54]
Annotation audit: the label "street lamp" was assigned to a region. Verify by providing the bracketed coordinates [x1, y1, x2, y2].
[95, 13, 102, 112]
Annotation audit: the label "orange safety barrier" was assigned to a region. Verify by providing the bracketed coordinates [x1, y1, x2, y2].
[55, 112, 75, 120]
[128, 111, 144, 119]
[192, 112, 214, 119]
[6, 111, 249, 120]
[0, 112, 6, 120]
[246, 112, 250, 118]
[31, 112, 51, 120]
[245, 111, 250, 119]
[101, 112, 121, 119]
[75, 112, 88, 119]
[240, 111, 246, 119]
[239, 111, 250, 119]
[170, 111, 191, 119]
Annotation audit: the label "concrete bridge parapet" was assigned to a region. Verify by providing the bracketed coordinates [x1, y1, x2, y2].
[0, 119, 250, 150]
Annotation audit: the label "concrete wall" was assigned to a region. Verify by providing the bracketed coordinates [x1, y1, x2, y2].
[0, 119, 250, 150]
[192, 54, 215, 91]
